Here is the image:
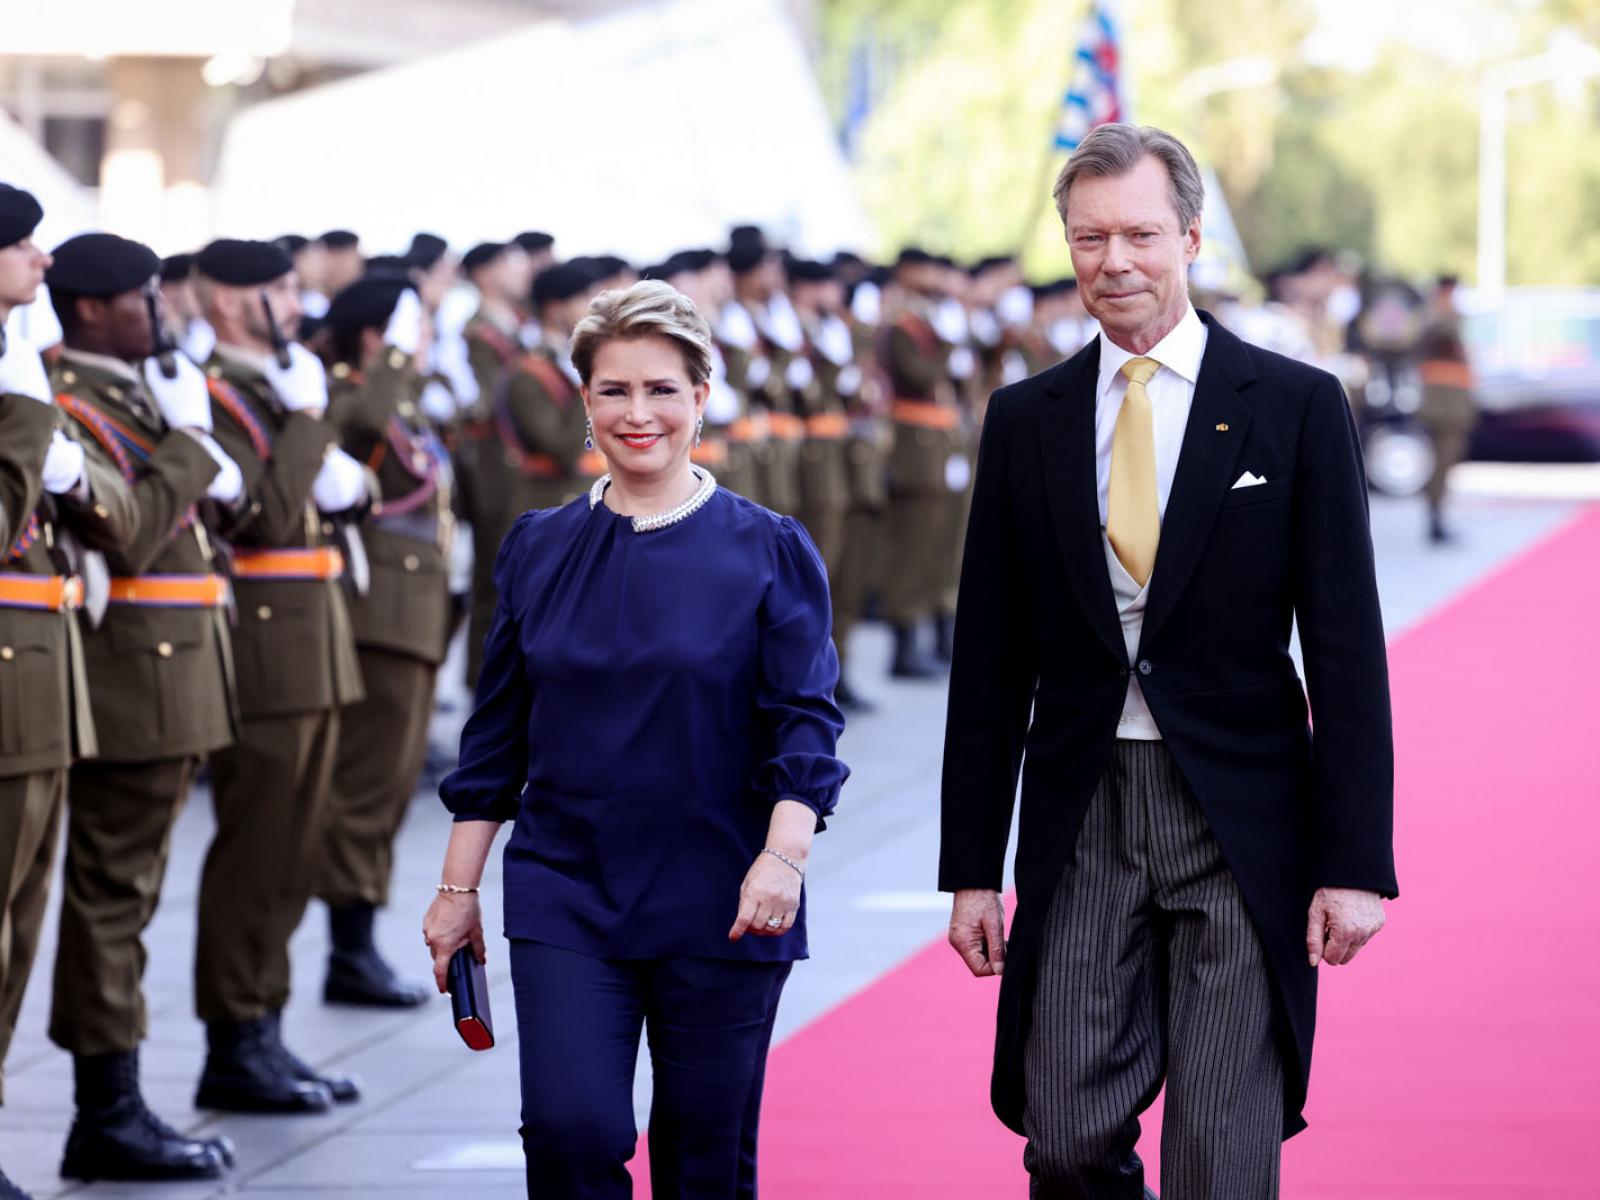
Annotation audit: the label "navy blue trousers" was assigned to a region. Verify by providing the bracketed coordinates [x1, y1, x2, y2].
[509, 938, 792, 1199]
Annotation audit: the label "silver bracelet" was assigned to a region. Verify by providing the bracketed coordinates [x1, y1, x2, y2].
[436, 883, 479, 895]
[761, 847, 804, 880]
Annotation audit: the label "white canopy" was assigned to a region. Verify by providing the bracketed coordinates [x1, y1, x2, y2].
[212, 0, 874, 259]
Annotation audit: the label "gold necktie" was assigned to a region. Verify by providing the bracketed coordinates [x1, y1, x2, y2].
[1106, 356, 1161, 586]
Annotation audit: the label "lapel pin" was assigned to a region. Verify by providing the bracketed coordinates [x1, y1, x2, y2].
[1215, 423, 1230, 432]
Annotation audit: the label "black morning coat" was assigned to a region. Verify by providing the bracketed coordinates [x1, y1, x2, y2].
[938, 312, 1398, 1138]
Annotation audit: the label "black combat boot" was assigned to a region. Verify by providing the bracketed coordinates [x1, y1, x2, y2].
[0, 1162, 33, 1200]
[324, 903, 430, 1009]
[195, 1018, 333, 1114]
[60, 1049, 226, 1182]
[263, 1010, 362, 1104]
[889, 622, 940, 680]
[933, 610, 956, 665]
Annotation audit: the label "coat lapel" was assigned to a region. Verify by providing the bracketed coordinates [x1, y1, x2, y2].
[1037, 343, 1126, 663]
[1139, 314, 1255, 648]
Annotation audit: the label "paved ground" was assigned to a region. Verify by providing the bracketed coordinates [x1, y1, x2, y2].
[0, 482, 1582, 1198]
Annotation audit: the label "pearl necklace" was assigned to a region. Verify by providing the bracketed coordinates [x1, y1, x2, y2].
[589, 465, 718, 533]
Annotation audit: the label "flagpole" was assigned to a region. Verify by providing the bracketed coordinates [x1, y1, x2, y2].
[1015, 0, 1108, 258]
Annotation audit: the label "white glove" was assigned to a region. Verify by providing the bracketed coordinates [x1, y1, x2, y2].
[312, 446, 369, 513]
[384, 287, 423, 356]
[419, 380, 456, 423]
[187, 431, 244, 502]
[180, 318, 216, 363]
[141, 354, 213, 432]
[947, 345, 976, 381]
[42, 430, 86, 494]
[784, 356, 815, 391]
[0, 336, 52, 405]
[262, 342, 329, 414]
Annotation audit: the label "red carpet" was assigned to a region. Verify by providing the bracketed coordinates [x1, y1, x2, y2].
[646, 505, 1600, 1197]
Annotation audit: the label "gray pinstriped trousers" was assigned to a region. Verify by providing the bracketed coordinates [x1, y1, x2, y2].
[1023, 740, 1283, 1200]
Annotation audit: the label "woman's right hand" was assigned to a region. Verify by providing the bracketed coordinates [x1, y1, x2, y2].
[423, 893, 487, 993]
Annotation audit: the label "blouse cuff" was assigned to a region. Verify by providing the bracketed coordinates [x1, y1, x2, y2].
[756, 753, 846, 833]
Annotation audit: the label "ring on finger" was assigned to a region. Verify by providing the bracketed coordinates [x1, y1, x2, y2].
[765, 915, 784, 929]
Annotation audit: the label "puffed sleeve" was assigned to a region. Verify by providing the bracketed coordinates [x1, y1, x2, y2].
[439, 511, 538, 822]
[751, 516, 849, 830]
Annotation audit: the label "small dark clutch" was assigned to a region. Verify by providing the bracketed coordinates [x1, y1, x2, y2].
[446, 946, 494, 1051]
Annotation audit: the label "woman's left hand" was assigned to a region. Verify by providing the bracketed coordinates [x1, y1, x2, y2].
[728, 852, 803, 940]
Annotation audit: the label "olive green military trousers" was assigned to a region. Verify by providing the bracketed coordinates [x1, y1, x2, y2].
[883, 490, 958, 626]
[318, 649, 437, 910]
[195, 709, 338, 1022]
[831, 506, 884, 669]
[49, 756, 194, 1056]
[0, 768, 64, 1103]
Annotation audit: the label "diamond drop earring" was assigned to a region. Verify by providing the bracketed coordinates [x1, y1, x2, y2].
[694, 416, 703, 449]
[584, 417, 594, 452]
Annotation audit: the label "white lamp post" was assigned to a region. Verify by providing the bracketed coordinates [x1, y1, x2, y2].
[1477, 36, 1600, 299]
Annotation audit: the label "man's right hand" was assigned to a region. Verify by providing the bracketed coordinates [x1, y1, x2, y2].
[949, 888, 1006, 977]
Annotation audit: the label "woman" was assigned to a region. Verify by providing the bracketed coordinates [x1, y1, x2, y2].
[423, 279, 847, 1199]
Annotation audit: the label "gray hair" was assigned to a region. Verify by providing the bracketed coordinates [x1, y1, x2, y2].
[1052, 123, 1205, 231]
[570, 279, 713, 386]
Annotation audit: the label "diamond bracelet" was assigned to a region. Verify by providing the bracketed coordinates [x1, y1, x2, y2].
[761, 847, 804, 880]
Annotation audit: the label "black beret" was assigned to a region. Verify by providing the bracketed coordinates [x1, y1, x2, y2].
[160, 253, 194, 283]
[832, 250, 866, 269]
[532, 264, 594, 308]
[45, 233, 161, 297]
[513, 230, 554, 253]
[196, 238, 293, 286]
[275, 233, 309, 255]
[729, 224, 764, 248]
[591, 254, 631, 279]
[726, 242, 768, 275]
[323, 277, 409, 336]
[896, 247, 936, 267]
[971, 254, 1016, 276]
[0, 183, 43, 248]
[407, 232, 448, 270]
[319, 229, 360, 250]
[362, 255, 414, 283]
[786, 258, 833, 284]
[659, 251, 701, 280]
[461, 241, 509, 273]
[637, 262, 670, 281]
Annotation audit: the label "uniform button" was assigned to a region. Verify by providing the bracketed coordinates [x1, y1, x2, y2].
[93, 504, 109, 519]
[399, 401, 417, 419]
[402, 554, 420, 572]
[1137, 659, 1153, 676]
[257, 605, 272, 621]
[0, 646, 13, 662]
[62, 370, 77, 385]
[157, 641, 174, 658]
[107, 385, 123, 400]
[322, 521, 335, 536]
[332, 363, 351, 380]
[388, 349, 406, 369]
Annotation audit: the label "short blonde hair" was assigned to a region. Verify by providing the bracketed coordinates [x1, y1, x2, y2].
[570, 279, 713, 386]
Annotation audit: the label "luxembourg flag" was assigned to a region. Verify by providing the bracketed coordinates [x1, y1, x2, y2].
[1054, 0, 1129, 151]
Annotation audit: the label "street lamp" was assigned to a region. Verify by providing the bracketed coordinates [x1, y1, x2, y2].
[1477, 35, 1600, 299]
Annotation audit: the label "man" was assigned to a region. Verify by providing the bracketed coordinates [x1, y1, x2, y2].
[1416, 274, 1477, 544]
[454, 241, 533, 686]
[724, 232, 804, 515]
[941, 125, 1396, 1198]
[879, 247, 962, 680]
[191, 238, 368, 1114]
[315, 277, 450, 1008]
[315, 229, 364, 304]
[157, 253, 214, 363]
[0, 184, 137, 1200]
[43, 232, 246, 1184]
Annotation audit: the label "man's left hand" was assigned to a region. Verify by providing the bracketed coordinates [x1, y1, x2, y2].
[1306, 887, 1386, 967]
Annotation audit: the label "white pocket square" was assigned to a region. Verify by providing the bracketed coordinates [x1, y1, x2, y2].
[1231, 471, 1267, 489]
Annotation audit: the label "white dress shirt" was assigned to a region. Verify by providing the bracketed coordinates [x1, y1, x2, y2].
[1092, 305, 1209, 739]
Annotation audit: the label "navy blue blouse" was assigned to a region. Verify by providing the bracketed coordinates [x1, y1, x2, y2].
[440, 484, 848, 962]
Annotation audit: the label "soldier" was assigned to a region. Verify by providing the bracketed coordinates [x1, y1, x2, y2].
[157, 253, 214, 363]
[314, 230, 364, 308]
[190, 238, 368, 1114]
[1417, 274, 1478, 544]
[315, 277, 451, 1007]
[42, 233, 246, 1184]
[879, 248, 962, 679]
[790, 257, 884, 711]
[497, 263, 604, 514]
[512, 230, 556, 278]
[0, 184, 137, 1200]
[454, 242, 531, 687]
[723, 232, 803, 513]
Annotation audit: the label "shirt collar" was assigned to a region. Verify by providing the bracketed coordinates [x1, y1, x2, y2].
[1096, 304, 1206, 398]
[57, 347, 141, 385]
[211, 341, 274, 376]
